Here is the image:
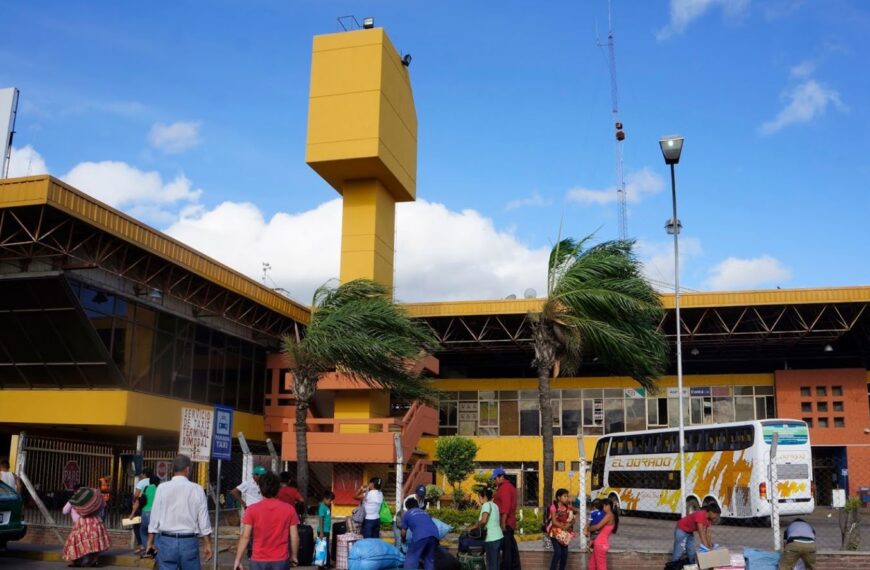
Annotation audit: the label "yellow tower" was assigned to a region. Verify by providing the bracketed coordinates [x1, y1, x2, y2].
[306, 27, 417, 292]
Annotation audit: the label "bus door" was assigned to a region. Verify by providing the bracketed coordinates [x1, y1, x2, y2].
[591, 437, 610, 493]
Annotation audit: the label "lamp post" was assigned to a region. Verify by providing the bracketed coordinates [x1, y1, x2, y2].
[659, 134, 687, 516]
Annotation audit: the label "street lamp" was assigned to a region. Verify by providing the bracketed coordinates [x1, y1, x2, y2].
[659, 134, 687, 516]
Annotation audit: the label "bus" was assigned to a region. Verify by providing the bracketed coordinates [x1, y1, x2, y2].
[590, 419, 814, 520]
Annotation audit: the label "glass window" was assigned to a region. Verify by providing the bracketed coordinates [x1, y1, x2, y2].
[583, 399, 604, 426]
[832, 386, 843, 396]
[555, 461, 565, 471]
[834, 417, 845, 428]
[803, 418, 813, 428]
[479, 400, 498, 436]
[582, 389, 603, 399]
[252, 360, 266, 414]
[712, 386, 731, 397]
[816, 386, 827, 397]
[604, 399, 624, 434]
[668, 398, 689, 427]
[499, 400, 519, 436]
[438, 402, 457, 436]
[712, 397, 735, 423]
[562, 390, 581, 399]
[499, 391, 517, 400]
[818, 417, 829, 428]
[755, 386, 774, 396]
[833, 401, 844, 412]
[519, 391, 537, 400]
[735, 396, 754, 421]
[756, 396, 775, 419]
[603, 389, 623, 398]
[191, 343, 209, 403]
[800, 387, 811, 397]
[237, 357, 253, 412]
[817, 402, 828, 412]
[479, 390, 497, 400]
[734, 386, 755, 396]
[625, 398, 646, 431]
[562, 399, 581, 435]
[801, 402, 812, 413]
[519, 400, 540, 436]
[648, 398, 668, 426]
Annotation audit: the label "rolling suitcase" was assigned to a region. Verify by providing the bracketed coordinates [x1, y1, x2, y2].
[297, 523, 315, 566]
[458, 552, 485, 570]
[336, 531, 363, 570]
[331, 520, 348, 565]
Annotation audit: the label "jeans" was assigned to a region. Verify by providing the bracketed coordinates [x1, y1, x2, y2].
[405, 536, 438, 570]
[250, 561, 290, 570]
[361, 518, 381, 539]
[672, 528, 696, 564]
[139, 512, 151, 549]
[484, 539, 502, 570]
[549, 537, 568, 570]
[502, 526, 521, 570]
[779, 541, 816, 570]
[156, 535, 201, 570]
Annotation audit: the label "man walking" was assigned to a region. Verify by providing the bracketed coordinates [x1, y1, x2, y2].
[233, 471, 299, 570]
[492, 467, 521, 570]
[779, 518, 816, 570]
[400, 497, 439, 570]
[146, 455, 212, 570]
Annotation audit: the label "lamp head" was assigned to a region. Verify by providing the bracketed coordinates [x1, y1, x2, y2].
[659, 135, 684, 165]
[362, 17, 375, 29]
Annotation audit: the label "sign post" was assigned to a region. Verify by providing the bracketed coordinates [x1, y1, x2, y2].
[211, 406, 233, 570]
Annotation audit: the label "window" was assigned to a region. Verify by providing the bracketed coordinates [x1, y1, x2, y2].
[735, 396, 755, 421]
[818, 417, 829, 428]
[832, 386, 843, 396]
[648, 398, 668, 426]
[712, 397, 735, 423]
[756, 395, 776, 419]
[604, 399, 625, 434]
[519, 400, 540, 436]
[800, 387, 811, 397]
[817, 402, 828, 413]
[499, 400, 519, 436]
[438, 401, 457, 436]
[555, 461, 566, 471]
[833, 401, 844, 412]
[803, 418, 813, 428]
[570, 461, 581, 472]
[816, 386, 827, 397]
[625, 398, 646, 431]
[801, 402, 812, 413]
[562, 399, 581, 436]
[479, 400, 498, 436]
[834, 417, 845, 428]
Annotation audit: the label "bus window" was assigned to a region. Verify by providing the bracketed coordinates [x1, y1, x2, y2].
[662, 433, 677, 453]
[593, 437, 610, 461]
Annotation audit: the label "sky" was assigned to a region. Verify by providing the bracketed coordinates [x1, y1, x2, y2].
[2, 0, 869, 304]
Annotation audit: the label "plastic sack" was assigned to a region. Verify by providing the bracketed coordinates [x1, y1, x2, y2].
[743, 548, 781, 570]
[314, 537, 328, 567]
[348, 539, 403, 570]
[407, 517, 453, 543]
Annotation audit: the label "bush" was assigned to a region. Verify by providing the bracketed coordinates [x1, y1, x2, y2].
[425, 485, 444, 502]
[435, 436, 478, 507]
[516, 508, 544, 535]
[423, 506, 544, 536]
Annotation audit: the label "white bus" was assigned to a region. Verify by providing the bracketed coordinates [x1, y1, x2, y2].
[590, 419, 814, 520]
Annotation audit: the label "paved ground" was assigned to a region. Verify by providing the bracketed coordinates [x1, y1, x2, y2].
[516, 506, 864, 552]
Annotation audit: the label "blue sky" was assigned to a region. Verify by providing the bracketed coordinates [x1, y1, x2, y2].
[2, 0, 868, 302]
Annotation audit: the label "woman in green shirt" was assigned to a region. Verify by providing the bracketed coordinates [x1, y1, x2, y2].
[467, 488, 503, 569]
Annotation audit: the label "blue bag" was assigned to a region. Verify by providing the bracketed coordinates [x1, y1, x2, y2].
[314, 537, 328, 567]
[743, 548, 781, 570]
[348, 539, 403, 570]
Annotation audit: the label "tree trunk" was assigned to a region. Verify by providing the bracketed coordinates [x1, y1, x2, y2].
[295, 398, 309, 502]
[533, 321, 557, 508]
[538, 363, 554, 508]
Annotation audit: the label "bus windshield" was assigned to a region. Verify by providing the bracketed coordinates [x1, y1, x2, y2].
[760, 420, 809, 445]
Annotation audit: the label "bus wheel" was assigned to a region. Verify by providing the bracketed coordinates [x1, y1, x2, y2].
[703, 497, 720, 512]
[686, 497, 701, 513]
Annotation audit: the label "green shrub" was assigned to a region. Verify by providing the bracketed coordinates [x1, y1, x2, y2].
[426, 485, 444, 502]
[516, 507, 544, 535]
[424, 506, 544, 535]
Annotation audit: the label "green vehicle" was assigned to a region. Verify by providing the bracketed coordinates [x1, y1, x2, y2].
[0, 481, 26, 549]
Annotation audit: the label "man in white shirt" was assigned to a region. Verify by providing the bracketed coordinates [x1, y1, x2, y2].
[146, 455, 212, 570]
[231, 465, 266, 508]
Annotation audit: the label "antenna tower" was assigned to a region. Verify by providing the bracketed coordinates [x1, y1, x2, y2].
[597, 1, 627, 239]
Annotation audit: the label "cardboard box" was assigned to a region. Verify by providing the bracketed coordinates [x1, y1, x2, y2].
[697, 548, 731, 570]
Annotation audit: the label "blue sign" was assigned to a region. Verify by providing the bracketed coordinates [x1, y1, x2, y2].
[212, 405, 234, 461]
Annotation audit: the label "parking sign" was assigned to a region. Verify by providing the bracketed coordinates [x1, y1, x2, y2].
[212, 405, 233, 461]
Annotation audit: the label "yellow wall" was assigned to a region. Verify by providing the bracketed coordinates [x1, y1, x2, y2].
[340, 179, 396, 288]
[334, 390, 391, 433]
[0, 390, 266, 441]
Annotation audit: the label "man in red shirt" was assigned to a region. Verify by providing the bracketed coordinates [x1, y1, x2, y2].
[491, 467, 521, 570]
[671, 504, 721, 564]
[277, 471, 305, 516]
[234, 472, 300, 570]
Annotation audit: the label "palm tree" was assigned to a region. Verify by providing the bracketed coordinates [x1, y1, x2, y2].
[532, 236, 668, 505]
[282, 279, 439, 500]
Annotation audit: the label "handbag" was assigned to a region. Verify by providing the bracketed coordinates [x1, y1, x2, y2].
[548, 506, 576, 546]
[467, 526, 486, 541]
[351, 505, 365, 526]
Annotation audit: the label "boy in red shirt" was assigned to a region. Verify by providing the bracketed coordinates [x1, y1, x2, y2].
[671, 504, 721, 564]
[234, 472, 300, 570]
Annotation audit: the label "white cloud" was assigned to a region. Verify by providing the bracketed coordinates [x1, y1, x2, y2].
[147, 121, 202, 154]
[164, 198, 549, 304]
[658, 0, 750, 40]
[789, 59, 816, 78]
[63, 161, 202, 224]
[759, 80, 846, 135]
[635, 237, 703, 291]
[7, 145, 49, 177]
[504, 191, 551, 211]
[566, 168, 664, 206]
[705, 255, 792, 290]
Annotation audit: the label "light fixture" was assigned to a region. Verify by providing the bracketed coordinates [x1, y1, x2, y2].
[148, 288, 163, 301]
[135, 286, 163, 301]
[362, 17, 374, 29]
[824, 344, 833, 353]
[690, 347, 700, 356]
[665, 218, 682, 235]
[402, 54, 412, 67]
[91, 291, 109, 305]
[659, 135, 684, 165]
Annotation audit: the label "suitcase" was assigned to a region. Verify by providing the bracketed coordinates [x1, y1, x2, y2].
[458, 532, 485, 554]
[298, 523, 315, 566]
[336, 531, 363, 570]
[458, 552, 485, 570]
[331, 520, 348, 564]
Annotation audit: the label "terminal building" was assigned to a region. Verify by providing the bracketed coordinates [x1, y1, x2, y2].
[0, 24, 868, 517]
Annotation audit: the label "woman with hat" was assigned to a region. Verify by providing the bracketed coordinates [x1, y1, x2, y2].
[63, 487, 111, 567]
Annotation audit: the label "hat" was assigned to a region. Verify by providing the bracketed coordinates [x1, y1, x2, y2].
[490, 467, 506, 479]
[415, 485, 426, 498]
[69, 487, 104, 517]
[253, 466, 268, 475]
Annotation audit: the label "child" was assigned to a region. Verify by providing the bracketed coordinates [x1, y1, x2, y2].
[587, 499, 604, 550]
[318, 490, 335, 564]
